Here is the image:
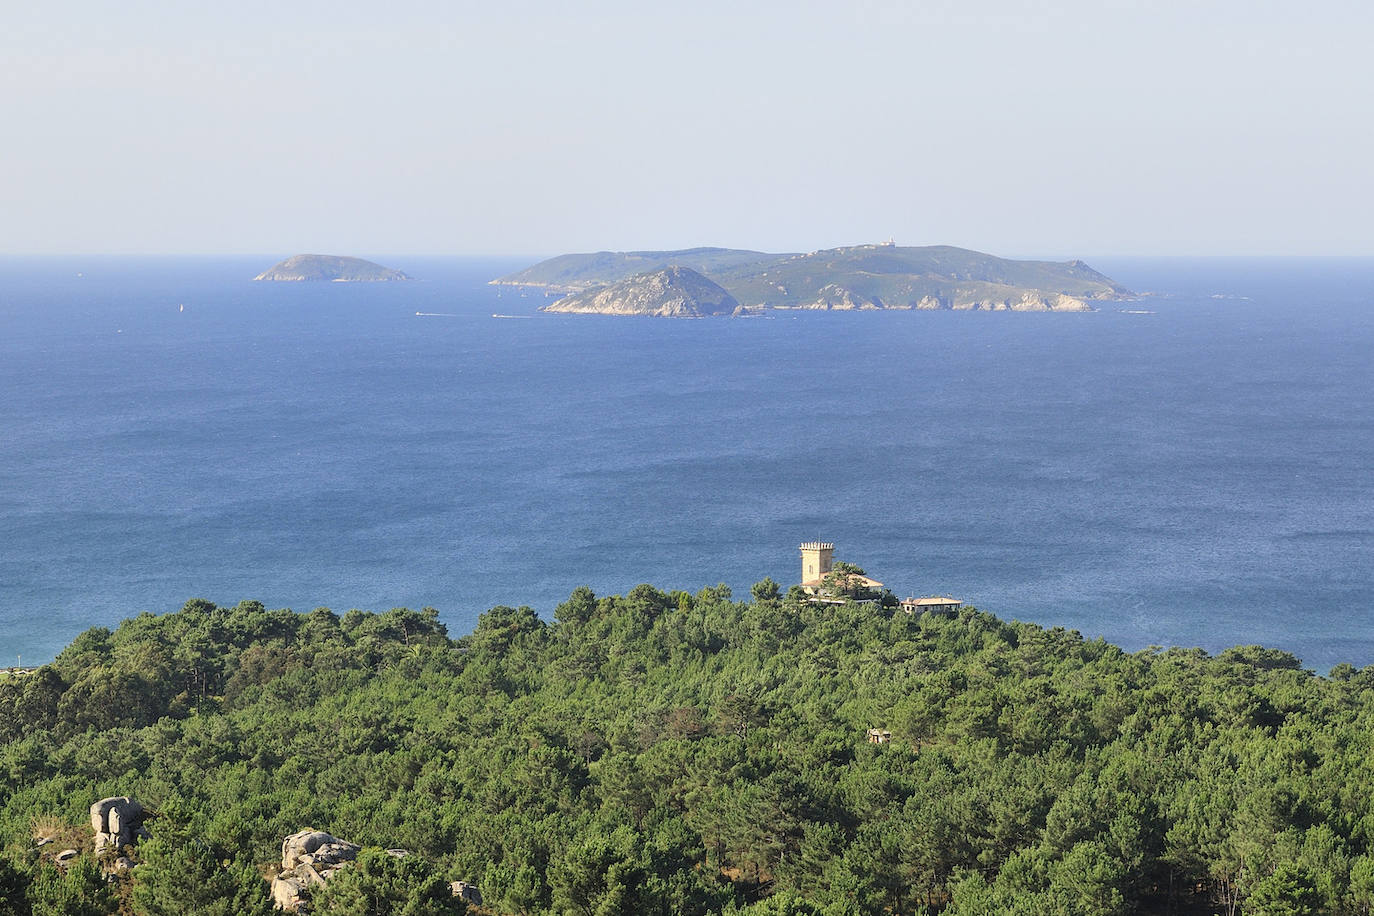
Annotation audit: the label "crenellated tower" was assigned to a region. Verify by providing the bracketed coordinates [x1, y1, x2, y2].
[799, 541, 835, 585]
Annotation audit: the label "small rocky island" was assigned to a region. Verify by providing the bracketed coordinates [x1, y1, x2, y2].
[498, 242, 1133, 316]
[254, 254, 411, 282]
[541, 266, 739, 318]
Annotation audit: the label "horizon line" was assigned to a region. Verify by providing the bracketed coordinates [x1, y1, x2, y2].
[4, 250, 1374, 261]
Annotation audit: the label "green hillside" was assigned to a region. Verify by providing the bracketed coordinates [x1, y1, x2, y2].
[491, 247, 777, 291]
[3, 587, 1373, 914]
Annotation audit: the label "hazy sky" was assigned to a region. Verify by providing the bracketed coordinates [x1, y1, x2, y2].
[4, 1, 1371, 257]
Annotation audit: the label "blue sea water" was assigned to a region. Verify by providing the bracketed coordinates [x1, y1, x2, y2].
[1, 255, 1371, 671]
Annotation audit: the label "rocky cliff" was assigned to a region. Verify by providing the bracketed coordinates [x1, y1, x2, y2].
[540, 266, 739, 317]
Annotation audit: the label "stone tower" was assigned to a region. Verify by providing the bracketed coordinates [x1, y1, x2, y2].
[799, 541, 835, 584]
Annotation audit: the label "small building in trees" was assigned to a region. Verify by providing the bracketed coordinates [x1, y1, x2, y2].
[866, 728, 892, 745]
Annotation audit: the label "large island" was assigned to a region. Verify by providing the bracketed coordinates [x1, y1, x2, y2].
[494, 242, 1132, 316]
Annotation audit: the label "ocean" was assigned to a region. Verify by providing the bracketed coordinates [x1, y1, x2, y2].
[1, 255, 1371, 671]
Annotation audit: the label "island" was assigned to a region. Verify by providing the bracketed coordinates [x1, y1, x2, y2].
[493, 241, 1133, 316]
[540, 265, 739, 318]
[253, 254, 411, 282]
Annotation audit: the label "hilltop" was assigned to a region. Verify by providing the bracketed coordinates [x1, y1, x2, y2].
[495, 242, 1131, 314]
[493, 247, 775, 292]
[2, 587, 1372, 915]
[254, 254, 411, 282]
[540, 266, 739, 317]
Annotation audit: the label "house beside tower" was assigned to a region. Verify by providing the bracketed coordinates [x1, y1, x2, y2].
[798, 540, 958, 614]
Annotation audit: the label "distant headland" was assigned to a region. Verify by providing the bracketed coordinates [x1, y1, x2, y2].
[254, 254, 411, 282]
[542, 265, 739, 318]
[493, 242, 1132, 317]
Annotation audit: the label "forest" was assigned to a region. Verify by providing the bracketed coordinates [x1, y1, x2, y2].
[3, 583, 1374, 915]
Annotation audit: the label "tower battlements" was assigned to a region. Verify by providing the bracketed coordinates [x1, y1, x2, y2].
[799, 541, 835, 583]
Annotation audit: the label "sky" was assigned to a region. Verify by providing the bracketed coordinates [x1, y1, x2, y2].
[3, 0, 1372, 258]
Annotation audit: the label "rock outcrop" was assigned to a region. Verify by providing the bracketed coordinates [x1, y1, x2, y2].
[254, 255, 411, 282]
[90, 796, 149, 856]
[281, 830, 362, 871]
[793, 284, 883, 311]
[269, 829, 481, 911]
[272, 830, 362, 912]
[452, 880, 483, 904]
[541, 266, 739, 318]
[948, 292, 1093, 312]
[273, 871, 318, 913]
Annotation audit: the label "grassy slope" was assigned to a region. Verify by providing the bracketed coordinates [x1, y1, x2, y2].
[491, 248, 779, 291]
